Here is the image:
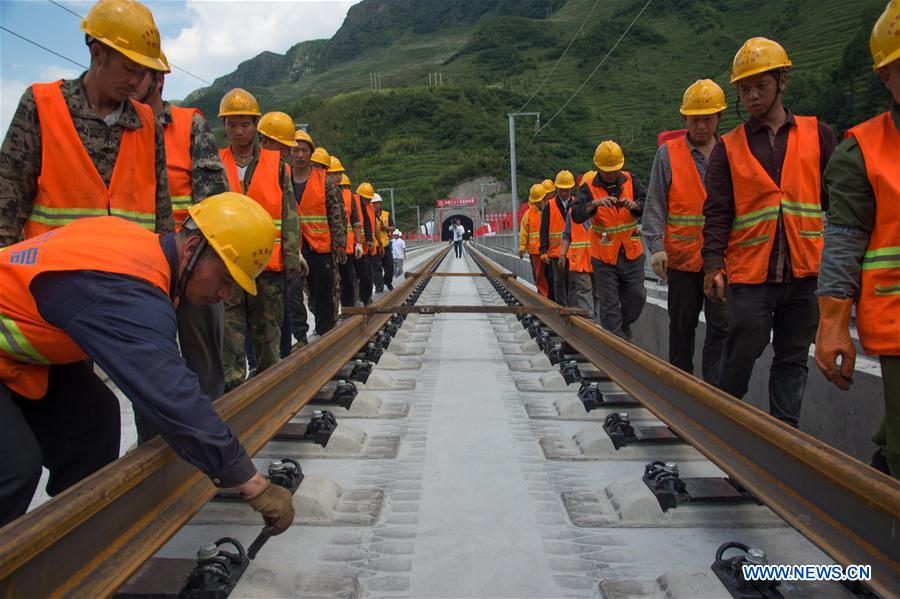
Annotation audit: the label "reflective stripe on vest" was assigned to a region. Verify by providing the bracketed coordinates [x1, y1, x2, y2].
[566, 217, 593, 273]
[586, 171, 642, 265]
[547, 198, 566, 258]
[0, 218, 170, 398]
[664, 136, 706, 272]
[342, 187, 355, 253]
[848, 111, 900, 355]
[26, 81, 157, 237]
[721, 116, 823, 284]
[298, 168, 331, 253]
[219, 146, 285, 271]
[164, 105, 200, 231]
[526, 206, 542, 254]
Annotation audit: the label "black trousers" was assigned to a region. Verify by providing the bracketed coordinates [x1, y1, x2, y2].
[667, 268, 731, 383]
[717, 279, 819, 427]
[339, 252, 358, 307]
[0, 362, 120, 527]
[303, 246, 336, 335]
[356, 254, 375, 305]
[280, 272, 309, 358]
[453, 240, 463, 258]
[381, 249, 394, 290]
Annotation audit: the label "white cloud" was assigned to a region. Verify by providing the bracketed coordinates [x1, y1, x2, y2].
[162, 0, 358, 99]
[1, 79, 29, 140]
[39, 66, 82, 81]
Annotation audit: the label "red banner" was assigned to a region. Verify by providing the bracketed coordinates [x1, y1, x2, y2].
[435, 197, 476, 207]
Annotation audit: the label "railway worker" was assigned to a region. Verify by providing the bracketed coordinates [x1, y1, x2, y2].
[392, 230, 406, 276]
[0, 193, 295, 533]
[218, 95, 304, 390]
[558, 203, 594, 317]
[130, 52, 230, 440]
[0, 0, 172, 248]
[337, 173, 365, 309]
[355, 183, 378, 305]
[540, 170, 576, 305]
[372, 193, 395, 291]
[321, 156, 350, 323]
[643, 80, 731, 382]
[518, 183, 551, 297]
[571, 141, 648, 340]
[815, 0, 900, 477]
[702, 38, 837, 427]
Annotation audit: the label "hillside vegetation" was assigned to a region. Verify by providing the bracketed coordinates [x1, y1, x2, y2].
[183, 0, 889, 229]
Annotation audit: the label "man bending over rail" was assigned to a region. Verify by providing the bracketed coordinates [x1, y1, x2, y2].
[0, 193, 295, 533]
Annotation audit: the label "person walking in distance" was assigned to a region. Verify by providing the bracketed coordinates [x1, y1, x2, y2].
[643, 80, 731, 382]
[815, 0, 900, 477]
[372, 193, 395, 290]
[392, 230, 406, 276]
[450, 218, 465, 258]
[702, 38, 837, 427]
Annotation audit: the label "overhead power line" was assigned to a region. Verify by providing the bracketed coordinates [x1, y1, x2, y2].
[46, 0, 212, 85]
[0, 25, 87, 69]
[518, 0, 654, 162]
[518, 0, 602, 112]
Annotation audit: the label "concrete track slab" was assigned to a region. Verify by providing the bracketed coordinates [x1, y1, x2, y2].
[541, 427, 706, 461]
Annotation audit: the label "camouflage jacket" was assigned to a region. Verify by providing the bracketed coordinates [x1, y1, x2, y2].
[233, 143, 301, 272]
[0, 73, 172, 247]
[158, 101, 228, 204]
[324, 177, 348, 253]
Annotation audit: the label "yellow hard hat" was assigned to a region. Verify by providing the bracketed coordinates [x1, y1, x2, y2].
[327, 156, 345, 173]
[257, 112, 297, 147]
[188, 192, 277, 296]
[310, 147, 330, 167]
[294, 129, 314, 148]
[541, 179, 556, 194]
[81, 0, 167, 71]
[870, 0, 900, 70]
[554, 170, 575, 189]
[680, 79, 727, 115]
[593, 140, 625, 172]
[730, 37, 792, 84]
[528, 183, 545, 204]
[340, 174, 351, 187]
[356, 182, 375, 199]
[219, 88, 261, 118]
[159, 50, 171, 74]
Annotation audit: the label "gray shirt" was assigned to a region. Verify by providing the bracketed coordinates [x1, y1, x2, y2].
[643, 136, 712, 255]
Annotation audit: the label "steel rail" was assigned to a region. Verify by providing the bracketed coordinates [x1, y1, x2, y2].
[468, 246, 900, 596]
[0, 245, 450, 598]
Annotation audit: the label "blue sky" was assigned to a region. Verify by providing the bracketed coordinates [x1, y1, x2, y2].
[1, 0, 358, 136]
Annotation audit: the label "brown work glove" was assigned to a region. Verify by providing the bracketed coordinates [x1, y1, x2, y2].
[814, 296, 856, 391]
[540, 253, 550, 264]
[245, 479, 295, 535]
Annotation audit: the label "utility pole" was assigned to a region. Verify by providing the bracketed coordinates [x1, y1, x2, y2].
[507, 112, 539, 239]
[416, 205, 421, 237]
[479, 182, 498, 229]
[378, 187, 396, 227]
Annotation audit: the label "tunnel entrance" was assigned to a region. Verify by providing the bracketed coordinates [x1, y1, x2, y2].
[441, 214, 474, 241]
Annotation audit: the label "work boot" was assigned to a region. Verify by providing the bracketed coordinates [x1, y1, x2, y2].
[870, 448, 890, 475]
[622, 325, 634, 342]
[386, 282, 393, 291]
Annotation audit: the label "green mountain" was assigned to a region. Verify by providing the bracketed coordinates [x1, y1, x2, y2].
[183, 0, 889, 229]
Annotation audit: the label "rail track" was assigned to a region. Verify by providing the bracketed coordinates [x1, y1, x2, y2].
[1, 242, 897, 598]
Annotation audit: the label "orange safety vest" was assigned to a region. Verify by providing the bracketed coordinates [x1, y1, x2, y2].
[0, 217, 170, 399]
[163, 105, 200, 231]
[585, 171, 643, 265]
[220, 146, 285, 271]
[846, 112, 900, 356]
[341, 187, 355, 254]
[567, 216, 592, 273]
[298, 167, 330, 253]
[25, 81, 157, 238]
[664, 136, 706, 272]
[365, 202, 378, 255]
[526, 205, 542, 254]
[721, 116, 823, 284]
[547, 198, 566, 258]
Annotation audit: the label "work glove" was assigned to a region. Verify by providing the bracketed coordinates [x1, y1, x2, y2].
[814, 296, 856, 391]
[540, 253, 550, 264]
[703, 269, 727, 304]
[650, 251, 668, 281]
[558, 255, 567, 269]
[245, 479, 295, 536]
[297, 253, 309, 277]
[594, 197, 615, 209]
[335, 250, 347, 265]
[354, 243, 364, 259]
[620, 198, 639, 212]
